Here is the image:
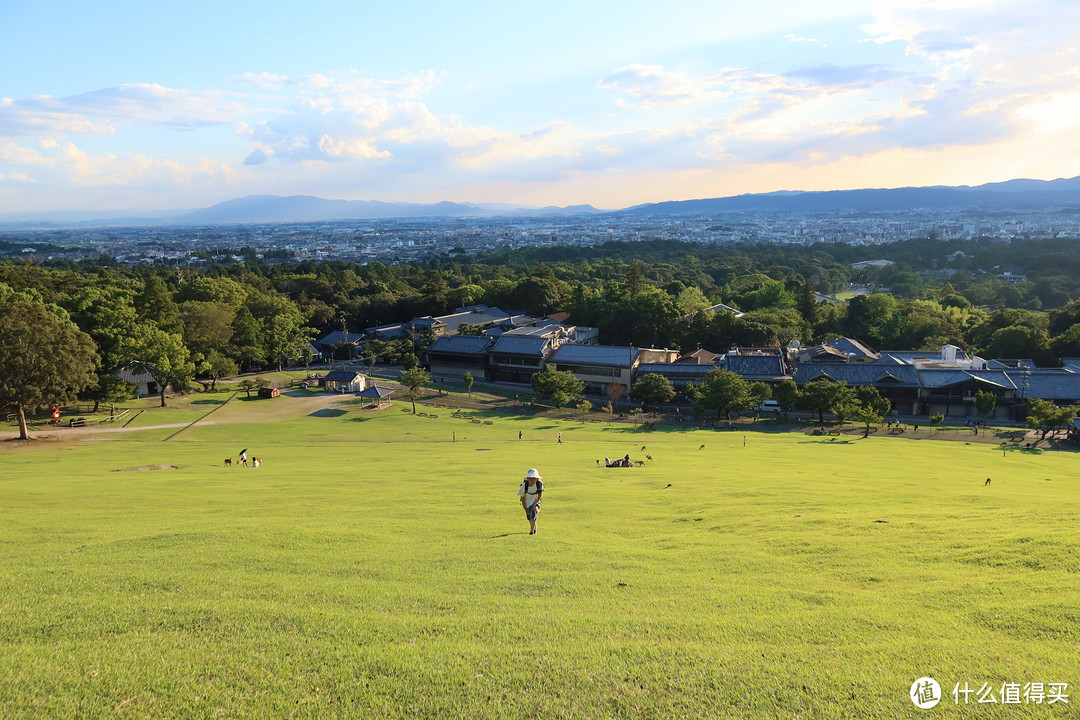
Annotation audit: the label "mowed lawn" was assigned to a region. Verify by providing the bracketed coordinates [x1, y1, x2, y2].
[1, 394, 1078, 718]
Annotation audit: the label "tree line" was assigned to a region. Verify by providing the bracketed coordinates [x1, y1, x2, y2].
[3, 236, 1080, 439]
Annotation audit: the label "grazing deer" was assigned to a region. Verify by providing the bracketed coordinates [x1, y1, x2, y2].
[699, 444, 706, 450]
[224, 458, 232, 467]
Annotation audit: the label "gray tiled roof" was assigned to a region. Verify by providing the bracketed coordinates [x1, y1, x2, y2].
[793, 362, 921, 387]
[636, 363, 714, 379]
[490, 335, 550, 356]
[405, 316, 439, 330]
[1009, 370, 1080, 401]
[720, 355, 788, 378]
[324, 370, 363, 382]
[918, 369, 1015, 390]
[825, 337, 879, 360]
[316, 330, 363, 348]
[414, 305, 515, 334]
[550, 344, 639, 367]
[117, 367, 155, 384]
[427, 335, 494, 355]
[357, 385, 393, 398]
[364, 323, 406, 339]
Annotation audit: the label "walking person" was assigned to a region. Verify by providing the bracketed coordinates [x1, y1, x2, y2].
[518, 468, 544, 535]
[557, 432, 562, 444]
[518, 430, 522, 442]
[239, 448, 248, 467]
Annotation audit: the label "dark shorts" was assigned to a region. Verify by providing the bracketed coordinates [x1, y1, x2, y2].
[525, 503, 540, 521]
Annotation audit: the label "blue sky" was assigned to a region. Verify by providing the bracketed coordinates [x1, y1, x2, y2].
[2, 0, 1079, 212]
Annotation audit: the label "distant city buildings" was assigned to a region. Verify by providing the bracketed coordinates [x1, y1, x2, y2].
[3, 206, 1079, 266]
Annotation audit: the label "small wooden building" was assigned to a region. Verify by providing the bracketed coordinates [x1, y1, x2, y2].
[324, 370, 366, 393]
[258, 386, 281, 398]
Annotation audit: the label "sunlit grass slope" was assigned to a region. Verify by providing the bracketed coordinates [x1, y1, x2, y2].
[1, 394, 1077, 718]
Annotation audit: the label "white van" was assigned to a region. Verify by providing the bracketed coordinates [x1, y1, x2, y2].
[755, 400, 782, 414]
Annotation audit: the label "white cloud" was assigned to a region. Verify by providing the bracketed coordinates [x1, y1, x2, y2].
[233, 72, 292, 89]
[0, 83, 248, 137]
[0, 140, 52, 165]
[598, 65, 732, 107]
[25, 140, 238, 188]
[0, 171, 33, 183]
[317, 134, 391, 160]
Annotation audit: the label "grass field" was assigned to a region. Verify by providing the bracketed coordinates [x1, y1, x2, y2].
[1, 391, 1077, 718]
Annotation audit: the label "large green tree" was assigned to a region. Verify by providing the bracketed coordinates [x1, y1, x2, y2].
[122, 324, 195, 407]
[852, 386, 892, 438]
[65, 284, 139, 412]
[801, 380, 856, 424]
[399, 367, 432, 414]
[629, 373, 675, 407]
[688, 368, 753, 419]
[196, 350, 238, 391]
[257, 298, 311, 371]
[973, 390, 998, 421]
[772, 379, 801, 420]
[531, 368, 584, 408]
[1025, 399, 1077, 446]
[0, 301, 99, 439]
[135, 275, 181, 333]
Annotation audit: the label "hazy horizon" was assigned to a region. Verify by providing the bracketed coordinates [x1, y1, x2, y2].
[2, 1, 1079, 213]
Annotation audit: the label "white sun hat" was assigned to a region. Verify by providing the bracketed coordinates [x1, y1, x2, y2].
[524, 468, 542, 479]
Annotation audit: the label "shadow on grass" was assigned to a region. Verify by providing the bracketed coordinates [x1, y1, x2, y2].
[1002, 445, 1045, 455]
[190, 399, 226, 405]
[310, 408, 348, 418]
[488, 532, 528, 539]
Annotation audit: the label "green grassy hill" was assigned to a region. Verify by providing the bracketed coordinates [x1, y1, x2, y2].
[1, 393, 1076, 718]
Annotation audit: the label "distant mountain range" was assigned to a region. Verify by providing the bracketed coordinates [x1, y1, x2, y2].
[0, 196, 603, 228]
[622, 176, 1080, 214]
[3, 176, 1080, 227]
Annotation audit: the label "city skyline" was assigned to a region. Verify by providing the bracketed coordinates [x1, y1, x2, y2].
[2, 0, 1079, 213]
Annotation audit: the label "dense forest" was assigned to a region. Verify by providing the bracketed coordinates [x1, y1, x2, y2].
[3, 236, 1080, 411]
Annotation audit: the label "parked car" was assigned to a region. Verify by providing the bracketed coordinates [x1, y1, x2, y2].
[754, 400, 782, 414]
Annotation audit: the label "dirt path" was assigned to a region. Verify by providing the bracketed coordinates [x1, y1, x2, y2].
[0, 390, 361, 445]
